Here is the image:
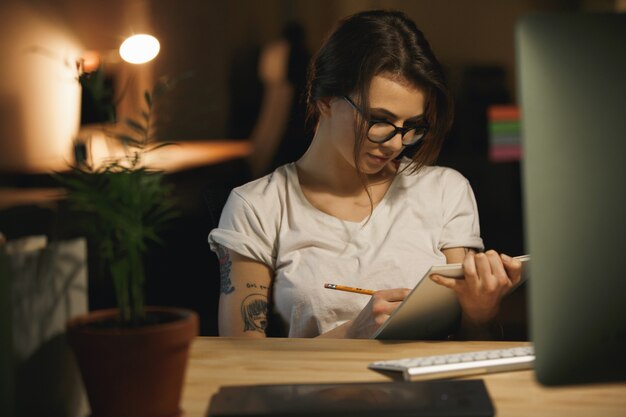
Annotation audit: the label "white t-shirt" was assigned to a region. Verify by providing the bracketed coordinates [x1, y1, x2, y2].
[208, 160, 484, 337]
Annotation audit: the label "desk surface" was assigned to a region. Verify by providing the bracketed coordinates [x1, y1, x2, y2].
[181, 337, 626, 417]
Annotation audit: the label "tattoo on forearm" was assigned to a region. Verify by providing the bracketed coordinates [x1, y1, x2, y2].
[246, 282, 268, 290]
[241, 294, 268, 333]
[216, 245, 235, 294]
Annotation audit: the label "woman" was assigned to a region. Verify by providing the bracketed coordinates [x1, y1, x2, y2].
[209, 10, 522, 339]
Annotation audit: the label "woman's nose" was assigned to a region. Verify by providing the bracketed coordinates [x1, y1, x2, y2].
[380, 132, 405, 151]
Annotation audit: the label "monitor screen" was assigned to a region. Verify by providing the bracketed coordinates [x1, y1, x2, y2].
[517, 13, 626, 386]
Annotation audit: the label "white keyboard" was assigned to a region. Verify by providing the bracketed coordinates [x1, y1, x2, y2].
[369, 345, 535, 381]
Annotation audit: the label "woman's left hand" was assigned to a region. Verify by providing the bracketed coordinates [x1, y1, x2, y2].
[430, 250, 523, 325]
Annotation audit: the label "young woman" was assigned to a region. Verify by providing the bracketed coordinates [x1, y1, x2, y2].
[209, 10, 522, 339]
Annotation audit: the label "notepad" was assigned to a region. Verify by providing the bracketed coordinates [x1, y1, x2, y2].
[372, 255, 530, 340]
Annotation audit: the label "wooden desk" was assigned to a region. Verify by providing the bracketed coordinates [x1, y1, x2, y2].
[181, 337, 626, 417]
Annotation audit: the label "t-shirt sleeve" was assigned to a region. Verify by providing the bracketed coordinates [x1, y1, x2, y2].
[439, 171, 484, 251]
[208, 190, 275, 267]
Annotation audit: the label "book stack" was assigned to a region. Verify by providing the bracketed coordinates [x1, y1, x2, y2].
[487, 105, 522, 163]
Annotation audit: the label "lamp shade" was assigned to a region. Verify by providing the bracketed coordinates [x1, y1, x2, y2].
[119, 34, 160, 64]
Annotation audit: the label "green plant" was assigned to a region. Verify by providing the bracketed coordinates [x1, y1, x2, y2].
[57, 77, 180, 325]
[79, 65, 116, 125]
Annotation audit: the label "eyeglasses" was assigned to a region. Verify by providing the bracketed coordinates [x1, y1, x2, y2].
[343, 96, 428, 146]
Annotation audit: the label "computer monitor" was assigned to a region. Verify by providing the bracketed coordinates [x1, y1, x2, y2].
[517, 13, 626, 385]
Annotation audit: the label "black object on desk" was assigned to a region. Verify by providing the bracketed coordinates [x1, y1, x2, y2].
[207, 379, 494, 417]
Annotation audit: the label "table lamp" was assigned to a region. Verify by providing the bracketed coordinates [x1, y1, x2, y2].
[75, 33, 160, 166]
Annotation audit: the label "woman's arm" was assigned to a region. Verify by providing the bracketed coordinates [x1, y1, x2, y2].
[217, 244, 409, 339]
[216, 245, 273, 337]
[437, 247, 523, 339]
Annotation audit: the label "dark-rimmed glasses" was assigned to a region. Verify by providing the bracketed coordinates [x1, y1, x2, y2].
[343, 96, 428, 146]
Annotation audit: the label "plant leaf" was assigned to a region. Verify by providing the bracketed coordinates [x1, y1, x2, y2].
[112, 133, 142, 147]
[145, 141, 178, 152]
[124, 118, 146, 135]
[144, 91, 152, 108]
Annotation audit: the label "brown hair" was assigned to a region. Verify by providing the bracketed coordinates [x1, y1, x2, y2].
[306, 9, 453, 176]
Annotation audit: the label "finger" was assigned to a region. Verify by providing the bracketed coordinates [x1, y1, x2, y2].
[374, 313, 391, 326]
[476, 250, 502, 293]
[486, 250, 512, 289]
[371, 296, 407, 316]
[474, 253, 497, 293]
[462, 251, 480, 291]
[371, 301, 399, 317]
[474, 252, 493, 277]
[374, 288, 411, 302]
[371, 288, 411, 318]
[430, 274, 462, 290]
[501, 253, 523, 286]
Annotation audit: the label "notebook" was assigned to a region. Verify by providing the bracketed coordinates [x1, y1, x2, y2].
[372, 255, 530, 340]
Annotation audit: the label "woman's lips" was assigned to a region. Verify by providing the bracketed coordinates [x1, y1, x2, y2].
[367, 153, 390, 163]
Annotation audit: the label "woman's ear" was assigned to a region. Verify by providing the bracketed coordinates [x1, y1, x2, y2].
[316, 97, 333, 117]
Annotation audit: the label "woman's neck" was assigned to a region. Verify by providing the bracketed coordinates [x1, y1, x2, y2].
[296, 129, 396, 196]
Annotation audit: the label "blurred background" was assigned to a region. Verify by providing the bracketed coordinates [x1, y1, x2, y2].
[1, 0, 624, 340]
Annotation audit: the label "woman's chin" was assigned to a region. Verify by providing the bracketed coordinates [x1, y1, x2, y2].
[359, 154, 393, 174]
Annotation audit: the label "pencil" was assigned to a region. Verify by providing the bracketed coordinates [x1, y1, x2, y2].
[323, 283, 376, 295]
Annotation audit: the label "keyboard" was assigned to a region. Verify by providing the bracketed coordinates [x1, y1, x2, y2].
[368, 345, 535, 381]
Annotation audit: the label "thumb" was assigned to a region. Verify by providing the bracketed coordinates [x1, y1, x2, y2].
[430, 274, 459, 290]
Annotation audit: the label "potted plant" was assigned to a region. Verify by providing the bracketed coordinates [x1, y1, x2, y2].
[58, 76, 198, 417]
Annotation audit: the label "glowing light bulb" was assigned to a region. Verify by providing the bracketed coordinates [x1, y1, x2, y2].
[119, 34, 160, 64]
[81, 51, 101, 73]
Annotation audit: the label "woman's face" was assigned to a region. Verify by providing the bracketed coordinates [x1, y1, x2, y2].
[326, 74, 426, 175]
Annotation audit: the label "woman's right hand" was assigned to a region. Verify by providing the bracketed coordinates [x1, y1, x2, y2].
[344, 288, 410, 338]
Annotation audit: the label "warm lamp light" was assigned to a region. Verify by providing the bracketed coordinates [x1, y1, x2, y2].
[119, 34, 160, 64]
[80, 50, 101, 73]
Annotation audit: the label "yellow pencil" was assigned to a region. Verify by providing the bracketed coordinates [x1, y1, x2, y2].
[323, 283, 376, 295]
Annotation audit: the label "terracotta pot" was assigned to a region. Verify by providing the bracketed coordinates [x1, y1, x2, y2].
[66, 306, 198, 417]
